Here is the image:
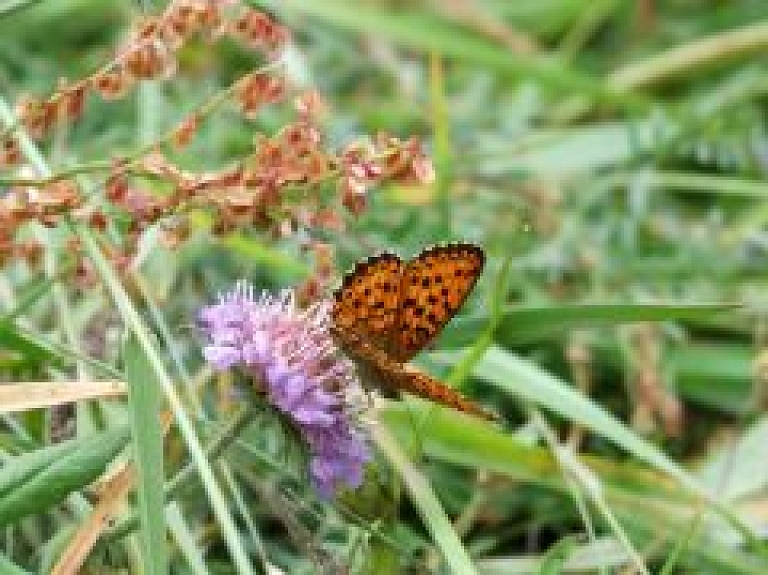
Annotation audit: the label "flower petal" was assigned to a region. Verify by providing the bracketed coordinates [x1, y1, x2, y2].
[203, 345, 242, 369]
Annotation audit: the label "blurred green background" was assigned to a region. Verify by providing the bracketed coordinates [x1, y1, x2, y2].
[3, 0, 768, 573]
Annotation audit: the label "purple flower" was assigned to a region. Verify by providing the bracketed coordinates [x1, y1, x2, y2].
[198, 281, 371, 497]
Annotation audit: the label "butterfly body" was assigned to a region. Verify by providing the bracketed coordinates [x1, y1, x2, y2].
[331, 243, 496, 422]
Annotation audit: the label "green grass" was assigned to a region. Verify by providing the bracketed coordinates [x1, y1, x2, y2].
[2, 0, 768, 572]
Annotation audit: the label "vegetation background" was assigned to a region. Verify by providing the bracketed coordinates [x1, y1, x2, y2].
[2, 0, 768, 573]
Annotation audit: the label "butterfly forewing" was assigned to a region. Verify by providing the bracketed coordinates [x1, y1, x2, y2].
[331, 252, 404, 357]
[393, 243, 485, 362]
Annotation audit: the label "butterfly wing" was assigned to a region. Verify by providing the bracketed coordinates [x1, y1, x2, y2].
[331, 252, 404, 358]
[393, 243, 484, 362]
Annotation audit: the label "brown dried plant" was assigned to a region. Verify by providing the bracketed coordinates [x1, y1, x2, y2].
[0, 0, 434, 290]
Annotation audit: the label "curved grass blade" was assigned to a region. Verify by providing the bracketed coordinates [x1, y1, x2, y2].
[78, 228, 255, 575]
[0, 322, 60, 370]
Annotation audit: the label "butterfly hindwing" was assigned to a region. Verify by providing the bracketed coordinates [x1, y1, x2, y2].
[391, 243, 484, 362]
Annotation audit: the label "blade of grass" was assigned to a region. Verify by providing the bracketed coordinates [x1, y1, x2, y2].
[609, 20, 768, 90]
[473, 346, 694, 487]
[658, 508, 706, 575]
[698, 416, 768, 501]
[443, 302, 740, 346]
[132, 272, 201, 416]
[471, 347, 764, 548]
[77, 223, 255, 575]
[0, 381, 125, 413]
[165, 502, 208, 575]
[220, 463, 272, 570]
[372, 424, 478, 575]
[0, 425, 130, 526]
[125, 336, 168, 574]
[0, 0, 42, 15]
[478, 537, 629, 574]
[596, 170, 768, 198]
[8, 323, 122, 379]
[536, 535, 581, 575]
[533, 410, 650, 575]
[0, 271, 70, 322]
[279, 0, 648, 108]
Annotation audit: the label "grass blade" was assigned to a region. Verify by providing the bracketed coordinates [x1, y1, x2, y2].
[372, 424, 478, 575]
[473, 346, 695, 486]
[0, 381, 125, 413]
[125, 335, 168, 574]
[444, 302, 739, 346]
[0, 425, 129, 526]
[279, 0, 644, 107]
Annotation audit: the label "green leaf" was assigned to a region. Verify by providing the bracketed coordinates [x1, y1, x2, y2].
[382, 402, 663, 496]
[0, 425, 130, 526]
[442, 303, 739, 346]
[125, 336, 168, 574]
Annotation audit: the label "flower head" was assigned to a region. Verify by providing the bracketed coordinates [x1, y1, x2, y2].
[198, 281, 370, 497]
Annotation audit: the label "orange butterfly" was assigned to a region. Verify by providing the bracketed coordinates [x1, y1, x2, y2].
[331, 243, 496, 421]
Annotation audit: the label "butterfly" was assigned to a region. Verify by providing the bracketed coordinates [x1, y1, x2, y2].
[330, 242, 496, 421]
